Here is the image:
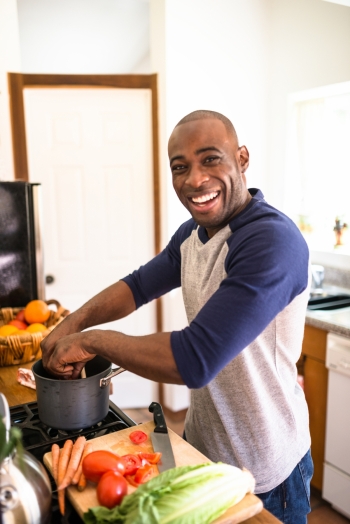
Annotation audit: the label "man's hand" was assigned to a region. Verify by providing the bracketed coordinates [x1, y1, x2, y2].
[44, 332, 96, 380]
[41, 280, 136, 373]
[41, 312, 84, 370]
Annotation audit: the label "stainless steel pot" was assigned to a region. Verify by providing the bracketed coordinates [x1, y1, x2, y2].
[0, 394, 52, 524]
[32, 356, 125, 430]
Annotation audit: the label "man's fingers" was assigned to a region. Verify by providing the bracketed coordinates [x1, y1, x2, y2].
[71, 361, 87, 380]
[42, 331, 96, 378]
[45, 360, 74, 378]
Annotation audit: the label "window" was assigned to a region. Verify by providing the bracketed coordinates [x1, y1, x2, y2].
[285, 82, 350, 255]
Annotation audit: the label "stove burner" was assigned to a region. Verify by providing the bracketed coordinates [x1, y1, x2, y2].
[10, 401, 136, 456]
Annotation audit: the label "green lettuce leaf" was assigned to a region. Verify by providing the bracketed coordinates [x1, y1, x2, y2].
[83, 462, 253, 524]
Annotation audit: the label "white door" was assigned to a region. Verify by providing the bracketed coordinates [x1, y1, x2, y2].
[23, 87, 158, 408]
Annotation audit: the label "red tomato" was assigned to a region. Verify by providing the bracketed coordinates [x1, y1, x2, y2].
[134, 464, 153, 484]
[97, 471, 127, 509]
[15, 310, 26, 323]
[125, 474, 139, 488]
[8, 319, 28, 330]
[129, 430, 147, 444]
[138, 452, 162, 464]
[82, 450, 126, 483]
[121, 454, 142, 475]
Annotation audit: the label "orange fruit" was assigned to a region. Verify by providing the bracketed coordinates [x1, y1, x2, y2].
[24, 300, 50, 324]
[16, 330, 29, 336]
[8, 319, 28, 330]
[0, 325, 19, 337]
[26, 323, 47, 333]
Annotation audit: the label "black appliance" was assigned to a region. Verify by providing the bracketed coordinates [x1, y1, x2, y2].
[0, 181, 45, 308]
[9, 400, 137, 523]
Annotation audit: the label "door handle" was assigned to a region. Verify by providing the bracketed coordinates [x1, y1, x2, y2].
[46, 275, 55, 284]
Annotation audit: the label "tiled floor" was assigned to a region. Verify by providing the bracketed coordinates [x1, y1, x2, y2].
[123, 407, 350, 524]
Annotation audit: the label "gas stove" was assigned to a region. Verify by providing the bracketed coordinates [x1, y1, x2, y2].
[9, 400, 137, 523]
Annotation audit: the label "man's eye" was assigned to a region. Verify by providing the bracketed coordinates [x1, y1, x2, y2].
[172, 165, 186, 172]
[204, 156, 219, 163]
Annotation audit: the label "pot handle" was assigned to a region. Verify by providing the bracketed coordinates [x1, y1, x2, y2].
[100, 366, 126, 388]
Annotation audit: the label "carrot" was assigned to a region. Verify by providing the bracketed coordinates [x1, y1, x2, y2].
[58, 436, 86, 490]
[77, 441, 93, 492]
[72, 439, 89, 485]
[57, 439, 73, 515]
[51, 443, 60, 485]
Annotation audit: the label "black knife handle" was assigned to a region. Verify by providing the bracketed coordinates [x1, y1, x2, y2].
[149, 402, 168, 434]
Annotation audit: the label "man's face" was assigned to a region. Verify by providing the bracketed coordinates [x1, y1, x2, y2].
[168, 118, 250, 237]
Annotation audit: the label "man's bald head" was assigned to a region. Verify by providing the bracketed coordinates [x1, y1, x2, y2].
[175, 110, 238, 144]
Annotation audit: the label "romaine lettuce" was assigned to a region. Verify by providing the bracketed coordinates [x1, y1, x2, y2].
[83, 462, 255, 524]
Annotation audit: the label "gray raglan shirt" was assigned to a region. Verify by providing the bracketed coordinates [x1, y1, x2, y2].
[123, 188, 311, 493]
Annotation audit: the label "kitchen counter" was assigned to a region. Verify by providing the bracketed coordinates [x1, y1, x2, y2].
[305, 284, 350, 338]
[306, 307, 350, 337]
[0, 360, 37, 407]
[0, 362, 281, 524]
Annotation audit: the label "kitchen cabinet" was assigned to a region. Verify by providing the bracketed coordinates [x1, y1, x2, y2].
[299, 324, 328, 491]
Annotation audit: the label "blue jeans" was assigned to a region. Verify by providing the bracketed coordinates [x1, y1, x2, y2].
[256, 449, 313, 524]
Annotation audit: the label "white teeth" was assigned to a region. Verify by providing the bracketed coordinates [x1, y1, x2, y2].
[192, 191, 219, 204]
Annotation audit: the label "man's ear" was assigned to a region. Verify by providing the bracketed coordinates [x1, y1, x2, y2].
[238, 146, 249, 173]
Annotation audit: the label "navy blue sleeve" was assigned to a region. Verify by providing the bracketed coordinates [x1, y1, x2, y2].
[171, 211, 309, 389]
[122, 219, 196, 307]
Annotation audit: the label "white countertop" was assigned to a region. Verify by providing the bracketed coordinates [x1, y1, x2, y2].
[305, 285, 350, 338]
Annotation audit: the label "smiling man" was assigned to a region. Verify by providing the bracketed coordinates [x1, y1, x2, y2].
[42, 110, 313, 523]
[169, 112, 251, 236]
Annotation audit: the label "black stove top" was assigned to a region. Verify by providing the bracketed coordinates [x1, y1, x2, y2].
[9, 400, 137, 523]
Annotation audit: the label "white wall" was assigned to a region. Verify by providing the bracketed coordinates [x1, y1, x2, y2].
[17, 0, 150, 74]
[165, 0, 271, 238]
[0, 0, 21, 181]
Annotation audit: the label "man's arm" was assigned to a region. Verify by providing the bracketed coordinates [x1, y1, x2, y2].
[41, 280, 136, 367]
[41, 222, 192, 383]
[43, 328, 184, 384]
[41, 279, 184, 384]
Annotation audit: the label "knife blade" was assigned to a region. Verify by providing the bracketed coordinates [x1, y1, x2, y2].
[149, 402, 176, 472]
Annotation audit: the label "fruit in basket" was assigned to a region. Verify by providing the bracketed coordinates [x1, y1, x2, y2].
[8, 319, 28, 330]
[26, 323, 47, 333]
[24, 300, 50, 324]
[15, 310, 26, 322]
[0, 325, 19, 337]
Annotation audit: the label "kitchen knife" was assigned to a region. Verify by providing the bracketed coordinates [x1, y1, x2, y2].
[149, 402, 176, 472]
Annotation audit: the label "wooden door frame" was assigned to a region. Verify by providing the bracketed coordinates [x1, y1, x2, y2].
[8, 72, 161, 320]
[8, 73, 167, 404]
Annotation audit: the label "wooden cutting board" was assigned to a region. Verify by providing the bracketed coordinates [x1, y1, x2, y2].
[44, 421, 263, 523]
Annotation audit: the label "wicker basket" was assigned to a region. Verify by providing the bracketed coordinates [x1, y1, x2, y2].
[0, 299, 70, 367]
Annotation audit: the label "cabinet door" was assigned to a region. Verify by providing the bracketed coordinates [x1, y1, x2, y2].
[302, 325, 327, 361]
[304, 356, 328, 491]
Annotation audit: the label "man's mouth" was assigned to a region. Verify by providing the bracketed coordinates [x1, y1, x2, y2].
[190, 191, 219, 205]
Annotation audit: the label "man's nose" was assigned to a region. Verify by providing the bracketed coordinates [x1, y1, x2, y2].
[186, 165, 209, 187]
